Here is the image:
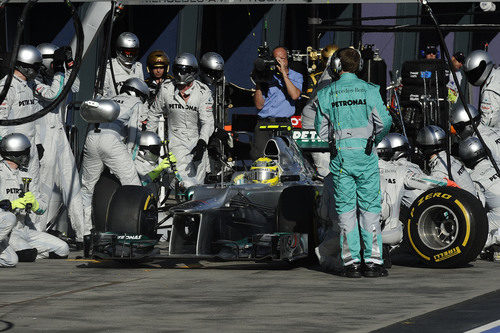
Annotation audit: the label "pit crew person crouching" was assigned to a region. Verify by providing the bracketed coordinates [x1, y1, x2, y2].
[147, 53, 214, 188]
[0, 133, 69, 266]
[134, 131, 177, 190]
[377, 133, 459, 246]
[314, 47, 392, 278]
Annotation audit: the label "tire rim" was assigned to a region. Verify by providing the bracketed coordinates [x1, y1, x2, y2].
[418, 204, 459, 250]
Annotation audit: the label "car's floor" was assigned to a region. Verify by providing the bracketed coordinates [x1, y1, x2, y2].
[1, 249, 499, 332]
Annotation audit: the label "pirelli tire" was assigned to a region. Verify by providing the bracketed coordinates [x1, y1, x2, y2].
[404, 186, 488, 268]
[107, 185, 158, 239]
[92, 172, 120, 232]
[276, 185, 319, 260]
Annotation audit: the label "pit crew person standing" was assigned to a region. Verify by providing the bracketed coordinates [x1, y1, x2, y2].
[251, 46, 303, 160]
[101, 32, 144, 98]
[81, 78, 149, 235]
[33, 43, 88, 244]
[314, 48, 392, 278]
[145, 50, 171, 106]
[147, 53, 214, 188]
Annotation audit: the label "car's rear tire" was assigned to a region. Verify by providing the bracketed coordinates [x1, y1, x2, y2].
[107, 185, 158, 239]
[404, 186, 488, 268]
[92, 171, 120, 232]
[276, 185, 318, 260]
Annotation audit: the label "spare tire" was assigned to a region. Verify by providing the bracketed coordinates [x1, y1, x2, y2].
[404, 186, 488, 268]
[277, 185, 319, 258]
[107, 185, 158, 239]
[92, 171, 120, 232]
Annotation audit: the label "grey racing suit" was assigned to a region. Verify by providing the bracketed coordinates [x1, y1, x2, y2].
[0, 75, 41, 188]
[33, 71, 88, 241]
[379, 158, 451, 245]
[101, 58, 144, 98]
[302, 67, 333, 177]
[0, 210, 18, 267]
[429, 151, 478, 196]
[81, 93, 142, 230]
[480, 67, 500, 128]
[472, 123, 500, 163]
[0, 159, 69, 259]
[467, 158, 500, 248]
[148, 79, 214, 188]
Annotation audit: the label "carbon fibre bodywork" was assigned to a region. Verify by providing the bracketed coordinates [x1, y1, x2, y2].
[167, 136, 323, 261]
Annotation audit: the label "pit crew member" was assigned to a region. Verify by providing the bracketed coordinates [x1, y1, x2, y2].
[463, 50, 500, 128]
[459, 137, 500, 251]
[101, 32, 144, 98]
[81, 78, 149, 232]
[145, 50, 171, 106]
[147, 53, 214, 188]
[0, 133, 69, 261]
[134, 130, 177, 189]
[415, 125, 478, 197]
[0, 45, 43, 188]
[315, 47, 392, 278]
[377, 133, 459, 246]
[450, 103, 500, 163]
[447, 51, 466, 104]
[32, 43, 88, 243]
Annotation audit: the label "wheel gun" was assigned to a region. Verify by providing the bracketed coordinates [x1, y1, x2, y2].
[21, 177, 32, 213]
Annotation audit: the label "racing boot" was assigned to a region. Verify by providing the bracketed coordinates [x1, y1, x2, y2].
[83, 234, 92, 258]
[48, 252, 69, 259]
[342, 262, 362, 278]
[362, 263, 389, 278]
[480, 245, 500, 262]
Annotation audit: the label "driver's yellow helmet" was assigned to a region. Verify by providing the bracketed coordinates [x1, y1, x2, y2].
[249, 157, 280, 186]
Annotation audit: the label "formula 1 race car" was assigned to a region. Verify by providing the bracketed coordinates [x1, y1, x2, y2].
[90, 130, 488, 268]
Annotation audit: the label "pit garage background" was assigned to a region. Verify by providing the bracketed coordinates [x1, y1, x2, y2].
[1, 2, 500, 142]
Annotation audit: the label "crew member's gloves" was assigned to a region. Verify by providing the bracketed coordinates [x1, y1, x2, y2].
[36, 144, 44, 160]
[52, 47, 66, 74]
[61, 46, 74, 70]
[167, 152, 177, 164]
[0, 199, 12, 211]
[445, 178, 460, 188]
[23, 192, 41, 213]
[190, 139, 207, 162]
[148, 158, 172, 181]
[10, 197, 26, 211]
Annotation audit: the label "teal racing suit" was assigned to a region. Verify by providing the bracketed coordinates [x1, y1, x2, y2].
[314, 73, 392, 266]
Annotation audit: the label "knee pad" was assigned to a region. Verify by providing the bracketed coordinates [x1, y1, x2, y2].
[16, 248, 38, 262]
[48, 252, 68, 259]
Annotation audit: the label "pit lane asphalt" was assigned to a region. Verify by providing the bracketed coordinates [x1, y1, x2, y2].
[1, 249, 499, 332]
